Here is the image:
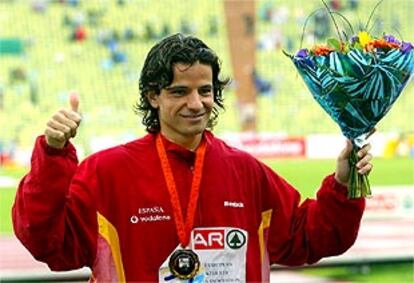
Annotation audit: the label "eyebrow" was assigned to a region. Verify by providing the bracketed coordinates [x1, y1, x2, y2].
[164, 84, 213, 91]
[164, 86, 187, 91]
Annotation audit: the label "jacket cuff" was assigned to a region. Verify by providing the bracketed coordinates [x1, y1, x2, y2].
[38, 135, 75, 156]
[325, 173, 349, 197]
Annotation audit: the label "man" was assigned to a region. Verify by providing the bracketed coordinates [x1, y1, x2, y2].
[13, 33, 372, 282]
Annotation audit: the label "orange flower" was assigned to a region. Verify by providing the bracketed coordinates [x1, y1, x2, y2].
[312, 45, 334, 56]
[374, 39, 400, 49]
[366, 39, 400, 52]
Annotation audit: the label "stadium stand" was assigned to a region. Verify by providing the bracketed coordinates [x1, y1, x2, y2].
[0, 0, 413, 155]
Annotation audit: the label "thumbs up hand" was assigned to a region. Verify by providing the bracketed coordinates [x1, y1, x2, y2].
[45, 92, 82, 149]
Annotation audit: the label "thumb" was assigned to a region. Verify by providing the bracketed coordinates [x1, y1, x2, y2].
[69, 91, 80, 113]
[339, 139, 353, 160]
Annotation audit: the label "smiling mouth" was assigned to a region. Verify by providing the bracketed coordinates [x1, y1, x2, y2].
[181, 113, 205, 119]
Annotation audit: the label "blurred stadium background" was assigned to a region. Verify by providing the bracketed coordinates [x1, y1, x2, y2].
[0, 0, 413, 282]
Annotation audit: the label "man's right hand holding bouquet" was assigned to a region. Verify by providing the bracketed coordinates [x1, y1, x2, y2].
[335, 140, 373, 188]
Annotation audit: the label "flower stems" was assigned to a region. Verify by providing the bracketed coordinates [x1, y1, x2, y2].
[348, 147, 371, 199]
[321, 0, 343, 43]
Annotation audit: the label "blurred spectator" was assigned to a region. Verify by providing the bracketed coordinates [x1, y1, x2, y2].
[0, 84, 4, 110]
[257, 28, 283, 50]
[0, 138, 17, 166]
[29, 80, 38, 106]
[313, 11, 331, 40]
[348, 0, 359, 11]
[0, 140, 4, 166]
[8, 138, 17, 163]
[253, 69, 273, 96]
[271, 6, 289, 25]
[112, 30, 121, 42]
[87, 9, 103, 27]
[9, 67, 26, 84]
[124, 28, 136, 41]
[62, 13, 72, 27]
[72, 11, 86, 27]
[72, 25, 87, 42]
[285, 36, 295, 53]
[31, 0, 47, 13]
[67, 0, 80, 7]
[180, 19, 196, 35]
[330, 0, 342, 11]
[258, 2, 273, 22]
[208, 16, 219, 36]
[111, 49, 127, 64]
[143, 22, 158, 41]
[395, 133, 414, 158]
[63, 11, 87, 29]
[159, 23, 172, 39]
[106, 39, 127, 65]
[384, 133, 414, 158]
[96, 28, 113, 45]
[243, 15, 255, 35]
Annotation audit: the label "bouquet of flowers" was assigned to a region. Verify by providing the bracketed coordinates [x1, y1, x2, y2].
[284, 0, 414, 198]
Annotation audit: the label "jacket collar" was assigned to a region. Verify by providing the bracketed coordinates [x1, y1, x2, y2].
[155, 130, 213, 160]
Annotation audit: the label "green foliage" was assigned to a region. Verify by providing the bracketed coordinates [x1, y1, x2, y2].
[327, 38, 342, 51]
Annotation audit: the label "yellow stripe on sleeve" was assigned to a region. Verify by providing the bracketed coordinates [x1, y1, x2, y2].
[97, 212, 126, 282]
[258, 209, 272, 262]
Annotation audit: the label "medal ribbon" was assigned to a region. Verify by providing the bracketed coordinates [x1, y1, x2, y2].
[156, 134, 206, 248]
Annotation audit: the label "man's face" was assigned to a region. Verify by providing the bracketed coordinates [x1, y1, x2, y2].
[149, 62, 214, 147]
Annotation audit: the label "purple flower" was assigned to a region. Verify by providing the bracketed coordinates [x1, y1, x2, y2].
[401, 41, 413, 54]
[295, 48, 309, 58]
[383, 34, 401, 45]
[350, 35, 359, 45]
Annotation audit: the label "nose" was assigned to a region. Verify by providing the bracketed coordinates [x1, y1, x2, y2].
[186, 91, 203, 111]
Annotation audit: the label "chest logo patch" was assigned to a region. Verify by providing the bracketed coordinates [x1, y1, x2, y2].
[193, 229, 225, 250]
[226, 229, 247, 249]
[192, 228, 247, 250]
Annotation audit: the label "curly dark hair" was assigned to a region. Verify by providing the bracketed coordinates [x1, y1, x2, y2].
[135, 33, 229, 133]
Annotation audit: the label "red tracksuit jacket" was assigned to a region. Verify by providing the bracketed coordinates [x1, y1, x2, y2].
[12, 131, 365, 282]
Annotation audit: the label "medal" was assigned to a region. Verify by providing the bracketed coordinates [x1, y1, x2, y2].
[168, 249, 200, 279]
[156, 134, 207, 279]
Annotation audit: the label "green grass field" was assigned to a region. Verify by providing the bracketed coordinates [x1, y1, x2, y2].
[267, 157, 414, 199]
[300, 262, 414, 283]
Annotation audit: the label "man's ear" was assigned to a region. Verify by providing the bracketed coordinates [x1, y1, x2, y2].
[147, 92, 159, 108]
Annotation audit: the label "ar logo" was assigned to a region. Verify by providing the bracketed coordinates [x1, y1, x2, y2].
[226, 229, 246, 249]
